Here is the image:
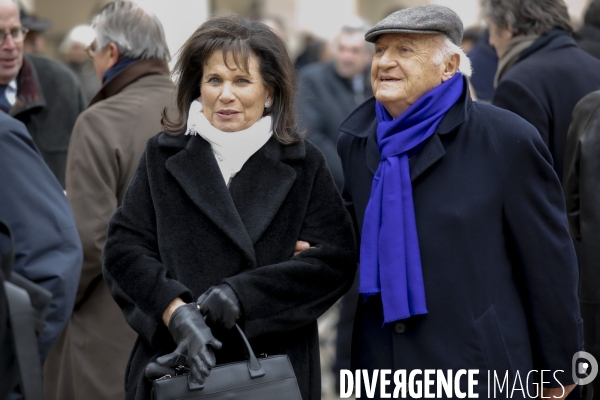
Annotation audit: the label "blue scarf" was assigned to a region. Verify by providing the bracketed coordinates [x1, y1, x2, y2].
[360, 73, 464, 323]
[102, 57, 138, 85]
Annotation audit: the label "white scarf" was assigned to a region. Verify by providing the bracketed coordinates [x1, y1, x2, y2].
[185, 99, 273, 185]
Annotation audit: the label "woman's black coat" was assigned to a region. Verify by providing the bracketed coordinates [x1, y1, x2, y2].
[338, 77, 582, 398]
[102, 133, 357, 400]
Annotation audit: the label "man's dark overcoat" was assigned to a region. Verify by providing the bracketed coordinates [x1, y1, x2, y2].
[338, 77, 582, 398]
[492, 29, 600, 181]
[563, 90, 600, 399]
[102, 133, 357, 400]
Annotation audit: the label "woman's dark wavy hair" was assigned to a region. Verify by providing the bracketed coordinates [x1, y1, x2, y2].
[481, 0, 573, 36]
[162, 14, 300, 144]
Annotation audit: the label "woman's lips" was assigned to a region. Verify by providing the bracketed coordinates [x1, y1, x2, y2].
[216, 110, 240, 120]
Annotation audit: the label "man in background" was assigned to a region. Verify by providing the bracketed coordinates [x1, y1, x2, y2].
[295, 20, 373, 190]
[486, 0, 600, 182]
[0, 0, 84, 188]
[20, 6, 50, 55]
[43, 2, 174, 399]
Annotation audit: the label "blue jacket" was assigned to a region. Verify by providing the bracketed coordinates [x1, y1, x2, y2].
[0, 112, 82, 363]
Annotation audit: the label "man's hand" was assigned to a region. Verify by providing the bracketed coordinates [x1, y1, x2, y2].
[541, 383, 577, 399]
[293, 241, 313, 256]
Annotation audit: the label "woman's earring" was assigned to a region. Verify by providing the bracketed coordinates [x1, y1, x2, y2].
[265, 101, 271, 108]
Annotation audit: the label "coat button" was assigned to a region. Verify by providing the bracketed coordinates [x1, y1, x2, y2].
[395, 322, 406, 334]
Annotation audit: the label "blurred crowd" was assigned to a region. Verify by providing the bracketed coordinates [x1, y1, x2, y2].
[1, 0, 600, 399]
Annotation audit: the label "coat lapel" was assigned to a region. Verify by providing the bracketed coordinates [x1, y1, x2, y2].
[165, 136, 256, 261]
[228, 138, 299, 244]
[365, 123, 446, 182]
[408, 134, 446, 182]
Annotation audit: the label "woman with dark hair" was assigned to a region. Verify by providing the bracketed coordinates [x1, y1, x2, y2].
[102, 14, 356, 400]
[482, 0, 600, 181]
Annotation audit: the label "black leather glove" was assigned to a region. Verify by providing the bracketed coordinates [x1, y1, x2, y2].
[197, 284, 241, 329]
[156, 303, 222, 389]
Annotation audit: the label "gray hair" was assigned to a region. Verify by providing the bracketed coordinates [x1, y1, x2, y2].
[92, 1, 170, 61]
[432, 36, 472, 77]
[481, 0, 572, 36]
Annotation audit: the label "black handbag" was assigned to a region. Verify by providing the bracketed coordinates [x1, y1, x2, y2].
[148, 324, 303, 400]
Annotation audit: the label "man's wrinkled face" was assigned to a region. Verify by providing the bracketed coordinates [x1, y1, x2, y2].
[0, 1, 23, 85]
[333, 31, 371, 79]
[371, 33, 446, 118]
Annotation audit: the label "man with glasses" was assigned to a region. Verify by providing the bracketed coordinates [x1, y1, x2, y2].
[0, 0, 84, 188]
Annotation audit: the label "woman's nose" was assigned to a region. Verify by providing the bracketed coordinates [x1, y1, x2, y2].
[219, 83, 235, 103]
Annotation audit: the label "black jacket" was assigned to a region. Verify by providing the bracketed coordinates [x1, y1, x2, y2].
[492, 29, 600, 181]
[296, 62, 371, 189]
[338, 77, 582, 397]
[10, 54, 85, 188]
[102, 134, 357, 400]
[563, 90, 600, 399]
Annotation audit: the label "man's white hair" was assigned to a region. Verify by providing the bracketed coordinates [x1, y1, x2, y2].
[92, 1, 170, 61]
[432, 36, 472, 77]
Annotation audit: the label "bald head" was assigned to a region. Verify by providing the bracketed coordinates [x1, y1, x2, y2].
[0, 0, 24, 84]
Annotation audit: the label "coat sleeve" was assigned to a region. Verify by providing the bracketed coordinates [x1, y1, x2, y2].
[66, 111, 120, 307]
[295, 71, 344, 189]
[102, 139, 194, 349]
[501, 118, 582, 387]
[223, 147, 357, 339]
[563, 94, 600, 242]
[0, 116, 82, 363]
[493, 79, 550, 148]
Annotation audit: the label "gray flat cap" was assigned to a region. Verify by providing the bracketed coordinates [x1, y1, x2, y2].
[365, 4, 463, 46]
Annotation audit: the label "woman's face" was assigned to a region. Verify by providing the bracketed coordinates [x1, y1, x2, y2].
[200, 50, 273, 132]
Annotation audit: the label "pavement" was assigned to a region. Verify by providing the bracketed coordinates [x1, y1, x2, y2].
[318, 303, 355, 400]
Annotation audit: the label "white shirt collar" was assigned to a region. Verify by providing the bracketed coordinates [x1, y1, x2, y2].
[5, 78, 17, 106]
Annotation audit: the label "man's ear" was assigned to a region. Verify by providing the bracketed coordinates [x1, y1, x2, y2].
[441, 53, 460, 82]
[107, 42, 120, 69]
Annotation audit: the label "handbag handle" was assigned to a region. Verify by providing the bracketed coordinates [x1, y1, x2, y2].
[147, 323, 265, 380]
[234, 324, 265, 378]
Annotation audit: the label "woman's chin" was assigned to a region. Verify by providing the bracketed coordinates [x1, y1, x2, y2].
[208, 119, 245, 132]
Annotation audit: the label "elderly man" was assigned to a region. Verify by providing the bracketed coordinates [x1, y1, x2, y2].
[0, 0, 84, 188]
[337, 5, 581, 399]
[296, 21, 373, 189]
[43, 2, 174, 400]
